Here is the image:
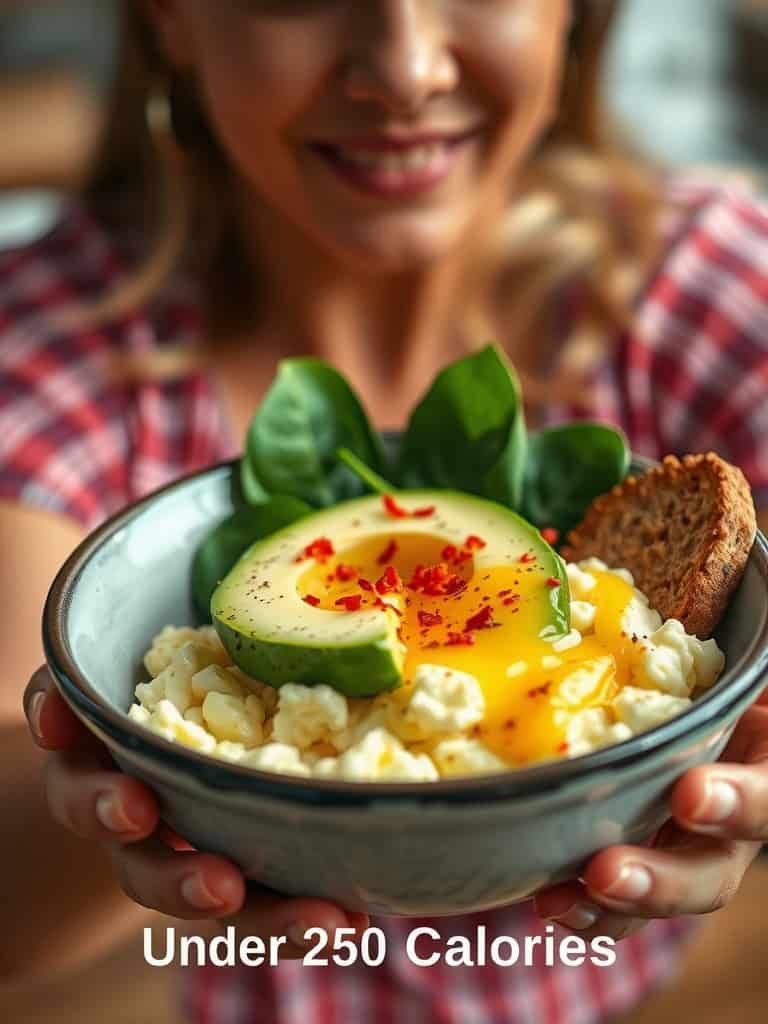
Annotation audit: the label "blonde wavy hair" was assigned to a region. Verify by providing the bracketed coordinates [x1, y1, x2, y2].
[86, 0, 661, 398]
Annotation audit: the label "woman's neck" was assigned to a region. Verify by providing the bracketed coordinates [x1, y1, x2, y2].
[223, 189, 500, 427]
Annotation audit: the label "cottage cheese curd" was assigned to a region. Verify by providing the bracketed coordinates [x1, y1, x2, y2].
[128, 561, 724, 780]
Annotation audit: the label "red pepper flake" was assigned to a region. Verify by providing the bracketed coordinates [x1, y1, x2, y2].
[432, 567, 463, 596]
[382, 494, 436, 519]
[335, 594, 362, 612]
[541, 527, 560, 545]
[407, 561, 466, 596]
[503, 596, 520, 606]
[408, 563, 427, 590]
[498, 588, 513, 598]
[445, 631, 476, 647]
[454, 550, 473, 565]
[377, 539, 399, 565]
[303, 594, 321, 607]
[383, 494, 409, 519]
[465, 534, 487, 550]
[519, 552, 536, 564]
[428, 562, 451, 584]
[375, 565, 403, 594]
[465, 605, 496, 632]
[557, 741, 569, 753]
[447, 577, 468, 596]
[418, 610, 443, 628]
[546, 577, 561, 589]
[303, 537, 335, 562]
[527, 682, 552, 698]
[358, 578, 374, 592]
[335, 563, 357, 581]
[374, 596, 402, 616]
[441, 544, 458, 562]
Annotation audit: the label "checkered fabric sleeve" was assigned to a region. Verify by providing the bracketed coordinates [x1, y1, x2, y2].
[0, 204, 234, 529]
[543, 179, 768, 510]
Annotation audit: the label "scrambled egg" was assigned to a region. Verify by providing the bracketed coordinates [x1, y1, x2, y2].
[128, 559, 724, 781]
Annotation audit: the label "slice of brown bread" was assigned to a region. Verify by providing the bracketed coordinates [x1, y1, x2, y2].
[561, 453, 756, 638]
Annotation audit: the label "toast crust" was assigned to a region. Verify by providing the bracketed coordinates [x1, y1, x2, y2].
[561, 453, 757, 638]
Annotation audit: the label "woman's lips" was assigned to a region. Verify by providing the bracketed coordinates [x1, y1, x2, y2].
[308, 129, 483, 200]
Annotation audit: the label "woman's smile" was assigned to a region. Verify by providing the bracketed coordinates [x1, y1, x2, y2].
[306, 125, 487, 200]
[162, 0, 570, 269]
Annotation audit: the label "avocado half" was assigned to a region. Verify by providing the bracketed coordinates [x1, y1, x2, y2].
[211, 491, 569, 697]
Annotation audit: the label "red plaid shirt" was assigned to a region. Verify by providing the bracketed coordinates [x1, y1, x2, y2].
[2, 180, 767, 1023]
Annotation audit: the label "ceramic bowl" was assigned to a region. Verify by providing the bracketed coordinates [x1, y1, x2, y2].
[43, 460, 768, 916]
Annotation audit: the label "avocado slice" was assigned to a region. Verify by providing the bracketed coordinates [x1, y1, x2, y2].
[211, 491, 569, 697]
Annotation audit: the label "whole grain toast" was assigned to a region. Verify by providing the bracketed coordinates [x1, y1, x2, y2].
[561, 453, 756, 638]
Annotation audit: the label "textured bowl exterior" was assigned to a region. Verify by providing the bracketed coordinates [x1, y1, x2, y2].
[44, 460, 768, 915]
[109, 719, 737, 915]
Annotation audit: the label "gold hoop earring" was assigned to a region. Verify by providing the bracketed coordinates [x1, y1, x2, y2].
[146, 80, 181, 155]
[146, 77, 216, 154]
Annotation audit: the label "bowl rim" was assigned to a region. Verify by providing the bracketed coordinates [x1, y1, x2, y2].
[43, 459, 768, 807]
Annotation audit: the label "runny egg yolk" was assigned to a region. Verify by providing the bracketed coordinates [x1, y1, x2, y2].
[299, 534, 636, 766]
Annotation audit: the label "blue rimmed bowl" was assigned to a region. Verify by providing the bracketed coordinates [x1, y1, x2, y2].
[43, 460, 768, 916]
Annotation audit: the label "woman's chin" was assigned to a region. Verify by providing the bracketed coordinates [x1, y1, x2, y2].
[317, 209, 474, 275]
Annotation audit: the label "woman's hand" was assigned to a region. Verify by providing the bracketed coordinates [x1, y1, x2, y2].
[24, 666, 367, 957]
[534, 689, 768, 939]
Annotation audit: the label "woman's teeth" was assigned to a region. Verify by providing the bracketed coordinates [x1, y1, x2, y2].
[332, 142, 450, 172]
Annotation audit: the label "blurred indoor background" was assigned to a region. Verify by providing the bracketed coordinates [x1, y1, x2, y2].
[1, 1, 767, 1022]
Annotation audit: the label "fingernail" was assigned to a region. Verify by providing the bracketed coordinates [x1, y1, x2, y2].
[181, 874, 226, 911]
[95, 793, 138, 833]
[287, 921, 311, 948]
[694, 779, 739, 824]
[552, 903, 602, 930]
[603, 863, 653, 901]
[29, 691, 45, 741]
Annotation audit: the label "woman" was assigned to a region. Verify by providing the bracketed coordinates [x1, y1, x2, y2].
[3, 1, 768, 1020]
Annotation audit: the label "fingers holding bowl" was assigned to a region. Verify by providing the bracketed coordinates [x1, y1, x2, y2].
[671, 736, 768, 842]
[582, 831, 759, 919]
[232, 891, 370, 960]
[24, 666, 92, 751]
[537, 829, 758, 942]
[44, 748, 160, 843]
[107, 836, 246, 920]
[535, 880, 647, 941]
[30, 665, 368, 957]
[109, 838, 367, 961]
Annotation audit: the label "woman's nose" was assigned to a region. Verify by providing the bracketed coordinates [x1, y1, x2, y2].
[342, 0, 459, 115]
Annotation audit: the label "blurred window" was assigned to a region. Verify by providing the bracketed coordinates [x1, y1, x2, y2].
[0, 0, 119, 248]
[605, 0, 768, 176]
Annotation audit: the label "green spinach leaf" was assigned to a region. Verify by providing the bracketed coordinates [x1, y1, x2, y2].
[244, 359, 387, 507]
[239, 455, 271, 506]
[396, 345, 527, 507]
[521, 422, 630, 535]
